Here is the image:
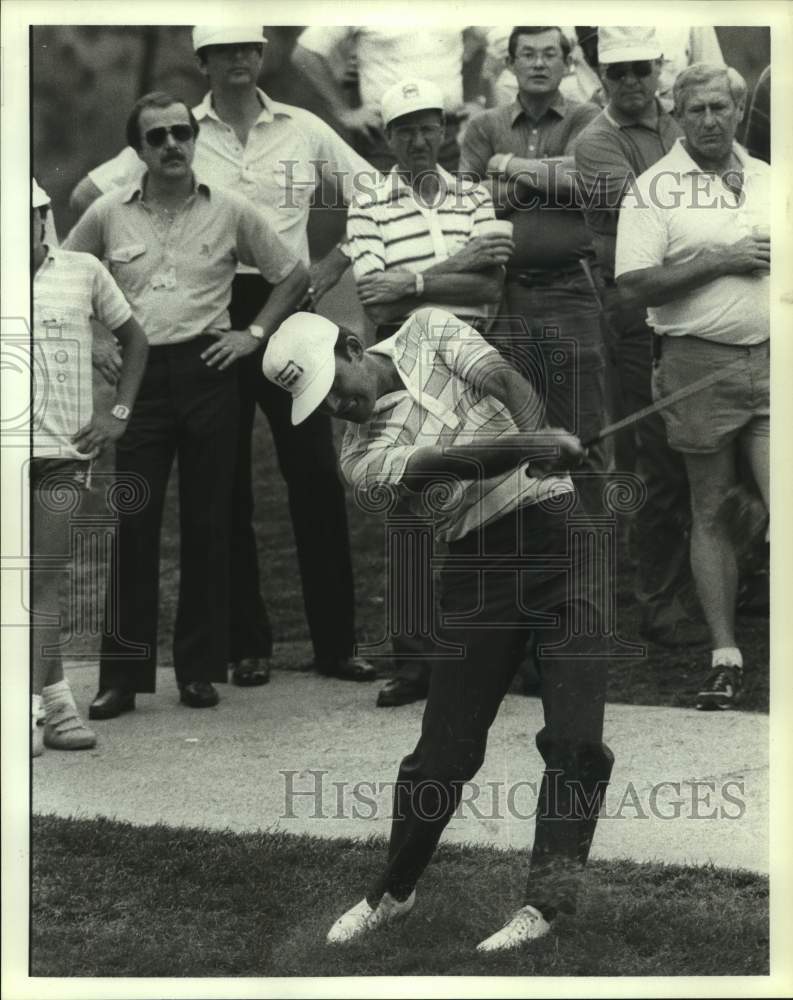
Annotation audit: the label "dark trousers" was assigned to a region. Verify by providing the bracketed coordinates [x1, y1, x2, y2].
[99, 337, 238, 691]
[601, 283, 700, 632]
[497, 267, 613, 478]
[367, 502, 613, 919]
[227, 274, 355, 663]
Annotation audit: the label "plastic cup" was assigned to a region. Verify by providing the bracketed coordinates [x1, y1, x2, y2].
[478, 219, 514, 239]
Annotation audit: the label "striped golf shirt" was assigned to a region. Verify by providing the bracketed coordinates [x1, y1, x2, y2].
[346, 166, 496, 320]
[33, 248, 132, 459]
[339, 307, 573, 542]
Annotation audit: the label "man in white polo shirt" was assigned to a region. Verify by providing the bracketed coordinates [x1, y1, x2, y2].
[615, 63, 769, 710]
[345, 78, 514, 706]
[69, 26, 379, 686]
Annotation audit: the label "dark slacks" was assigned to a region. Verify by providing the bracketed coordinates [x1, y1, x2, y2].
[497, 267, 613, 478]
[601, 282, 699, 633]
[367, 501, 613, 919]
[99, 337, 238, 691]
[227, 274, 355, 664]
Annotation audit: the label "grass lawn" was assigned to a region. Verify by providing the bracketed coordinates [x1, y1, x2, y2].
[31, 815, 768, 978]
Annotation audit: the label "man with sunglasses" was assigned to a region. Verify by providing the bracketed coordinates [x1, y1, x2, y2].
[573, 27, 707, 651]
[69, 26, 380, 689]
[345, 78, 512, 708]
[64, 91, 310, 715]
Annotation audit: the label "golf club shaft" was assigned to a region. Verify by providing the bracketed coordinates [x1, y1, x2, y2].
[582, 356, 746, 448]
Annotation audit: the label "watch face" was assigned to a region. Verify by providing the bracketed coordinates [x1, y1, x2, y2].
[249, 325, 265, 340]
[112, 404, 130, 420]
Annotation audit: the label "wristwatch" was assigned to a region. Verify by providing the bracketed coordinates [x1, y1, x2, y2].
[111, 404, 130, 421]
[248, 324, 265, 341]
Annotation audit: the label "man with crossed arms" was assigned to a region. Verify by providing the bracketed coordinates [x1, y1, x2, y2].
[345, 78, 513, 706]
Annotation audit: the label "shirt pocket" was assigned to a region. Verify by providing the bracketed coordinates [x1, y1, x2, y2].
[108, 244, 147, 265]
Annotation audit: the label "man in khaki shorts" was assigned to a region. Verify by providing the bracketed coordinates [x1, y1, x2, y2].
[614, 63, 769, 710]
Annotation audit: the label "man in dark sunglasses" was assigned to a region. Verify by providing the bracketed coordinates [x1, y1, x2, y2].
[64, 90, 310, 717]
[574, 28, 708, 652]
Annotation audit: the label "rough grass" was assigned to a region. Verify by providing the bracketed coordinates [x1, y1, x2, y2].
[31, 815, 768, 978]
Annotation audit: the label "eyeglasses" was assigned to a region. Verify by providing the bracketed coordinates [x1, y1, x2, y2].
[390, 124, 444, 142]
[144, 124, 195, 147]
[605, 61, 655, 81]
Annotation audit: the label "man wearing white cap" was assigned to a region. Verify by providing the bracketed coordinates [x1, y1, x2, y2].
[262, 307, 613, 950]
[345, 78, 513, 706]
[292, 27, 487, 173]
[31, 178, 148, 754]
[69, 26, 379, 686]
[573, 27, 706, 651]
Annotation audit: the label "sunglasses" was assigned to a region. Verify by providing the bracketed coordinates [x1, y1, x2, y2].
[605, 61, 655, 81]
[144, 124, 194, 148]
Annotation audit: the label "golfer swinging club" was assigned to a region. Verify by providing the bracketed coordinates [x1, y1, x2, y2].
[263, 306, 614, 951]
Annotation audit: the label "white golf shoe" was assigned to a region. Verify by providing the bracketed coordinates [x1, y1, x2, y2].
[326, 890, 416, 944]
[476, 904, 551, 952]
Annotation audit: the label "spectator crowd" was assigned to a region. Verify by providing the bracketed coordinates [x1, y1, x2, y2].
[30, 22, 770, 947]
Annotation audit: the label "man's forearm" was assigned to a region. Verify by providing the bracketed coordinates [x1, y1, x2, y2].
[402, 433, 566, 486]
[480, 366, 546, 433]
[363, 271, 502, 324]
[618, 254, 729, 309]
[111, 317, 149, 412]
[291, 45, 351, 121]
[254, 263, 311, 337]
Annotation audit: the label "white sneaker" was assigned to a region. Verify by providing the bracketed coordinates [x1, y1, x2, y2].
[43, 702, 96, 751]
[476, 904, 551, 952]
[326, 890, 416, 944]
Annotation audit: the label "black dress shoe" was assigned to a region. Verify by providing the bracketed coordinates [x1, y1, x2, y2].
[178, 681, 220, 708]
[230, 657, 271, 687]
[376, 676, 429, 707]
[88, 689, 136, 720]
[315, 656, 378, 682]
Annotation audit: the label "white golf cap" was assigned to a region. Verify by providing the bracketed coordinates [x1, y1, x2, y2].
[192, 25, 267, 52]
[262, 312, 339, 425]
[32, 178, 50, 208]
[381, 78, 445, 126]
[597, 27, 662, 64]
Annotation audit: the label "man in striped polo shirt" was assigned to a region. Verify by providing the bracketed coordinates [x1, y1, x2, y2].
[346, 78, 515, 706]
[263, 307, 614, 952]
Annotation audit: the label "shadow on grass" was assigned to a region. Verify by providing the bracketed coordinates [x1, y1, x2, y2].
[31, 815, 768, 978]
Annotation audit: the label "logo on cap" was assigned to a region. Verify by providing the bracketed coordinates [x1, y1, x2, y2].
[402, 84, 419, 99]
[275, 360, 304, 389]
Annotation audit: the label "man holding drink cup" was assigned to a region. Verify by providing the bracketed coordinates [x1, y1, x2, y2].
[614, 63, 770, 710]
[345, 78, 514, 707]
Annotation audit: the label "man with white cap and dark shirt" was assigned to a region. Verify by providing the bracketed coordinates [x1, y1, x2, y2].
[262, 308, 614, 951]
[70, 26, 379, 687]
[573, 27, 706, 650]
[345, 77, 513, 706]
